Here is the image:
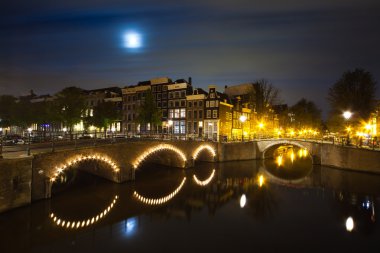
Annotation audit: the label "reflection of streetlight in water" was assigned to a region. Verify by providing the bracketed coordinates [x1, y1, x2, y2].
[346, 216, 354, 232]
[274, 147, 309, 167]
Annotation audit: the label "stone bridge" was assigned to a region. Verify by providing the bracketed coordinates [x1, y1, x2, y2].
[32, 140, 218, 201]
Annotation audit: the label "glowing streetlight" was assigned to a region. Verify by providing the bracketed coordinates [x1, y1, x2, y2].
[27, 127, 32, 156]
[168, 120, 173, 140]
[342, 111, 353, 145]
[343, 111, 352, 120]
[239, 115, 247, 141]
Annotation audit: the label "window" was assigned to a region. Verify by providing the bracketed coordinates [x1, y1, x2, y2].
[187, 122, 192, 133]
[175, 100, 180, 107]
[169, 109, 174, 119]
[199, 110, 203, 119]
[194, 110, 197, 119]
[174, 109, 180, 118]
[175, 92, 180, 98]
[158, 101, 161, 107]
[128, 114, 131, 121]
[210, 101, 215, 107]
[206, 101, 209, 107]
[162, 101, 167, 107]
[162, 93, 167, 99]
[180, 108, 186, 118]
[157, 85, 162, 91]
[193, 101, 197, 107]
[157, 93, 161, 100]
[162, 109, 168, 117]
[199, 101, 203, 107]
[152, 86, 156, 92]
[193, 122, 198, 133]
[180, 100, 186, 107]
[210, 93, 215, 98]
[181, 91, 186, 98]
[174, 121, 179, 134]
[163, 85, 168, 91]
[213, 110, 218, 118]
[188, 102, 192, 108]
[180, 120, 186, 134]
[214, 122, 218, 132]
[188, 110, 192, 119]
[127, 96, 131, 102]
[169, 92, 173, 99]
[215, 101, 219, 107]
[169, 101, 173, 108]
[207, 110, 211, 118]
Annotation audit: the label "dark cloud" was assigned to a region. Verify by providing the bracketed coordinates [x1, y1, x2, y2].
[1, 0, 380, 115]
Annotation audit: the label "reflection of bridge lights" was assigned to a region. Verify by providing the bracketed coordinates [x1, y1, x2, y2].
[346, 216, 354, 232]
[240, 194, 247, 208]
[193, 169, 215, 186]
[276, 155, 283, 167]
[50, 154, 120, 182]
[50, 195, 118, 229]
[258, 175, 265, 187]
[290, 152, 295, 163]
[133, 177, 186, 205]
[192, 145, 216, 160]
[133, 144, 187, 169]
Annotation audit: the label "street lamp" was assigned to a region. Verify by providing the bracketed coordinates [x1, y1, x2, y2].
[239, 115, 247, 142]
[168, 120, 173, 140]
[27, 127, 32, 156]
[111, 127, 116, 143]
[342, 111, 352, 145]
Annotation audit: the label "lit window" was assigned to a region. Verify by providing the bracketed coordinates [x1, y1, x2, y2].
[175, 109, 180, 118]
[180, 108, 186, 118]
[206, 101, 209, 107]
[213, 110, 217, 118]
[210, 101, 215, 107]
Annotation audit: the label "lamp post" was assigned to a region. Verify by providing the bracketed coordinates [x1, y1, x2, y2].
[111, 127, 116, 143]
[343, 111, 352, 145]
[168, 120, 173, 140]
[27, 127, 32, 156]
[239, 115, 247, 142]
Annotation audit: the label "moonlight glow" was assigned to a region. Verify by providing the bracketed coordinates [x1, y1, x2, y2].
[124, 32, 142, 48]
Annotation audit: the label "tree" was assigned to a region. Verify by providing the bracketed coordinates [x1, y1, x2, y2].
[55, 87, 86, 138]
[246, 79, 280, 117]
[89, 101, 121, 136]
[0, 95, 17, 128]
[135, 91, 162, 133]
[328, 68, 377, 121]
[290, 98, 322, 129]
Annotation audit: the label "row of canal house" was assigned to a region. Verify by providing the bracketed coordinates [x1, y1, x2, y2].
[122, 77, 279, 141]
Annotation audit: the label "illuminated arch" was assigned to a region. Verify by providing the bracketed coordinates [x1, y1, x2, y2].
[133, 177, 186, 205]
[50, 195, 118, 229]
[262, 142, 312, 160]
[50, 154, 120, 182]
[192, 144, 216, 160]
[193, 169, 215, 186]
[133, 144, 187, 169]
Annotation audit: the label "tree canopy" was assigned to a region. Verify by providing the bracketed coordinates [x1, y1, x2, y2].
[89, 101, 121, 131]
[328, 68, 377, 121]
[135, 90, 161, 132]
[290, 98, 322, 129]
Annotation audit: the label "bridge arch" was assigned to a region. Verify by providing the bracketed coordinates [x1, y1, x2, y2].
[132, 144, 187, 169]
[49, 154, 120, 183]
[260, 140, 313, 160]
[192, 144, 216, 161]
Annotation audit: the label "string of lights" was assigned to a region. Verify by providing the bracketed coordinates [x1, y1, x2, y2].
[193, 169, 216, 186]
[133, 177, 186, 205]
[49, 195, 119, 229]
[192, 145, 216, 160]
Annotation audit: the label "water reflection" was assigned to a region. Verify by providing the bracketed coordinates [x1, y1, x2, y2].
[0, 160, 379, 252]
[49, 195, 119, 229]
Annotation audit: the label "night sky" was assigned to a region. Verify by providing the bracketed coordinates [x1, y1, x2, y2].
[1, 0, 380, 114]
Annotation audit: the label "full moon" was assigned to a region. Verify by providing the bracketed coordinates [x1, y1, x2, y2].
[124, 32, 142, 49]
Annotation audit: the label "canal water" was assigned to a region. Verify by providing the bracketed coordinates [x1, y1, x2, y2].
[0, 146, 379, 252]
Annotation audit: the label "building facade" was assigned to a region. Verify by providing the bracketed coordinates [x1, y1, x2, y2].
[186, 88, 207, 139]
